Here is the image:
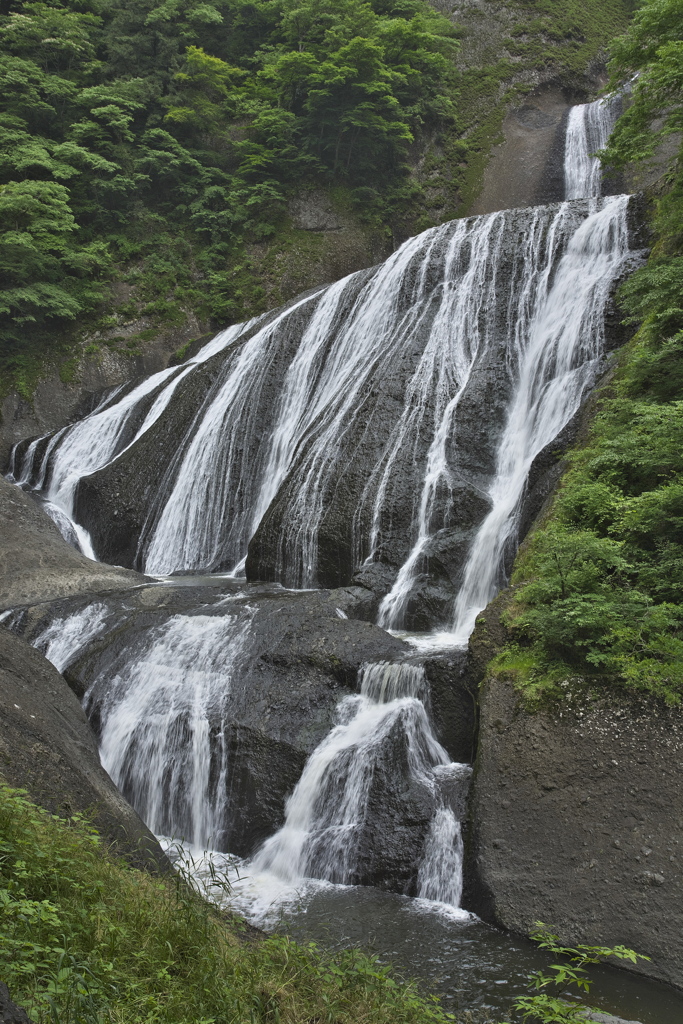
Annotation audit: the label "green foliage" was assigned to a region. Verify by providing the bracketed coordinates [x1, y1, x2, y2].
[496, 0, 683, 708]
[504, 389, 683, 704]
[603, 0, 683, 170]
[0, 0, 631, 394]
[0, 0, 461, 393]
[0, 780, 454, 1023]
[507, 924, 647, 1023]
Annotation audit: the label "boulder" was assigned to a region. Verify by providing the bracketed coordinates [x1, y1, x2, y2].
[0, 475, 143, 612]
[0, 982, 34, 1024]
[31, 581, 424, 869]
[464, 666, 683, 990]
[0, 628, 168, 873]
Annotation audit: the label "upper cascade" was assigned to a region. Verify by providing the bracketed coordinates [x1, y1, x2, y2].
[8, 96, 635, 638]
[564, 93, 623, 200]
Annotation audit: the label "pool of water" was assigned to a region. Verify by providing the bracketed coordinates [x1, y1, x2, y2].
[165, 842, 683, 1023]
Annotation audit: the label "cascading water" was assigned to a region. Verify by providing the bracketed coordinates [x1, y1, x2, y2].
[6, 90, 630, 609]
[448, 195, 630, 641]
[13, 92, 637, 925]
[249, 662, 470, 902]
[81, 609, 254, 847]
[7, 321, 255, 555]
[564, 93, 622, 200]
[33, 603, 109, 672]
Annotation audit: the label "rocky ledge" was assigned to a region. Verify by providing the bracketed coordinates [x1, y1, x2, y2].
[462, 598, 683, 991]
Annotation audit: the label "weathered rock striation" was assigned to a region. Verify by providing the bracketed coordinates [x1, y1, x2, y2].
[0, 627, 168, 873]
[462, 602, 683, 990]
[0, 474, 144, 612]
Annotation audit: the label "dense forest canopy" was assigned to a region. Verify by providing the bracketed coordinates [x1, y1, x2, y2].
[0, 0, 635, 394]
[0, 0, 458, 383]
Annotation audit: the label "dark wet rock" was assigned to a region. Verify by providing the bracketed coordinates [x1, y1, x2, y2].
[76, 290, 330, 572]
[423, 651, 478, 764]
[223, 724, 307, 856]
[587, 1014, 644, 1024]
[0, 628, 168, 874]
[32, 582, 416, 868]
[0, 475, 143, 612]
[462, 601, 683, 990]
[74, 358, 226, 568]
[350, 713, 437, 894]
[0, 982, 35, 1024]
[329, 584, 380, 622]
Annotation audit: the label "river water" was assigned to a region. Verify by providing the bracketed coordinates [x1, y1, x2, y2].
[164, 838, 683, 1023]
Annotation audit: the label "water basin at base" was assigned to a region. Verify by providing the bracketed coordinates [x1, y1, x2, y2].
[164, 841, 683, 1024]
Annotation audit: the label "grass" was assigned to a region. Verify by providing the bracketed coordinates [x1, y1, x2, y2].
[0, 781, 456, 1024]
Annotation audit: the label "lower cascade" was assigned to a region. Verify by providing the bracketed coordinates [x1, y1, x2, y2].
[251, 662, 470, 903]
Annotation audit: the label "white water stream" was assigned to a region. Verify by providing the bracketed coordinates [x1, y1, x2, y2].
[564, 93, 622, 200]
[250, 663, 469, 897]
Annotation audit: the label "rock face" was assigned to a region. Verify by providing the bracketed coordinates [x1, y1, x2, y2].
[0, 475, 144, 612]
[0, 317, 210, 470]
[0, 982, 35, 1024]
[464, 667, 683, 990]
[0, 627, 168, 874]
[26, 581, 442, 867]
[470, 85, 571, 216]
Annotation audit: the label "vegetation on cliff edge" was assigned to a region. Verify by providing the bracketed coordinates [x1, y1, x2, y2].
[0, 0, 631, 398]
[498, 0, 683, 705]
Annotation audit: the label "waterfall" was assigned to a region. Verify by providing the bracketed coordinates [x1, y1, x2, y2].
[33, 603, 109, 672]
[11, 94, 638, 920]
[449, 195, 630, 640]
[250, 662, 470, 903]
[564, 94, 621, 200]
[7, 323, 254, 555]
[83, 610, 254, 848]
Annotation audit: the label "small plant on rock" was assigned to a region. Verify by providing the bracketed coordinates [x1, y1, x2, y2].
[509, 923, 649, 1023]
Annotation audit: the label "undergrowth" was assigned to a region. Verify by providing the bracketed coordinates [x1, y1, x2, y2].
[0, 781, 454, 1024]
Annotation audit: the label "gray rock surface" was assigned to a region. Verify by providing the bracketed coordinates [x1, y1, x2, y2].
[470, 85, 570, 216]
[464, 664, 683, 989]
[0, 982, 34, 1024]
[0, 317, 209, 470]
[0, 475, 144, 612]
[0, 627, 168, 873]
[32, 581, 433, 868]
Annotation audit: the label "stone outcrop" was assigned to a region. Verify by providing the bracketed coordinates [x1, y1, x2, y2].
[0, 475, 144, 612]
[463, 615, 683, 989]
[0, 627, 168, 874]
[0, 317, 210, 470]
[25, 582, 415, 860]
[0, 982, 35, 1024]
[19, 578, 474, 888]
[469, 85, 571, 216]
